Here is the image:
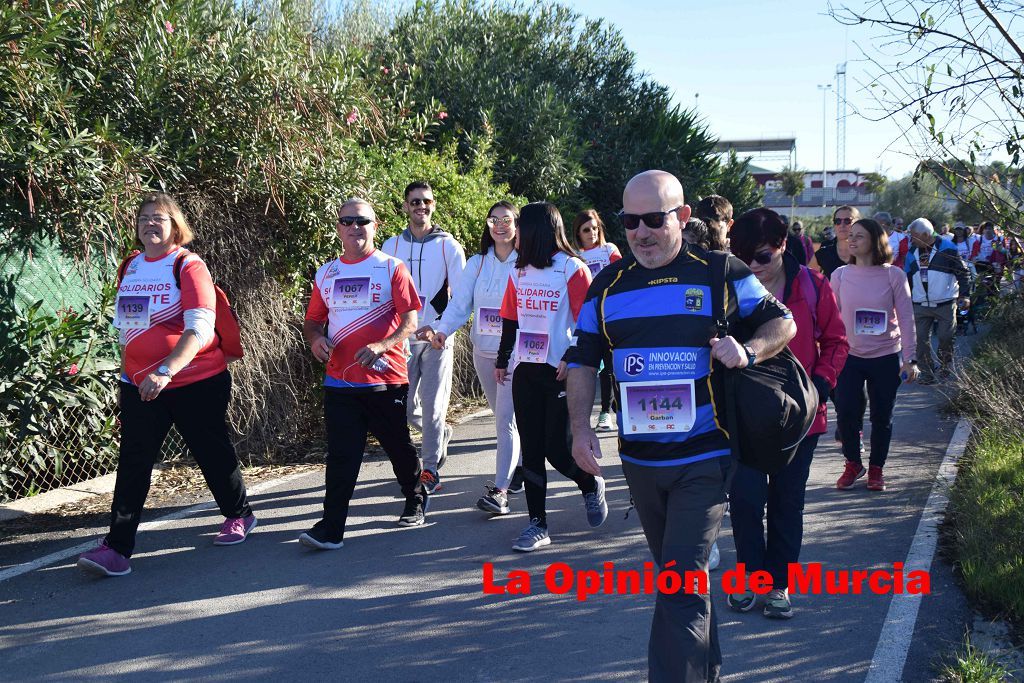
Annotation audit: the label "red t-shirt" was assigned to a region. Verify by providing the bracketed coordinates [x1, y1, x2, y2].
[305, 250, 420, 390]
[116, 247, 226, 388]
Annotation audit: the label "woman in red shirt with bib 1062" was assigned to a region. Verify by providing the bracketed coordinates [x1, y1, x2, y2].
[78, 193, 255, 578]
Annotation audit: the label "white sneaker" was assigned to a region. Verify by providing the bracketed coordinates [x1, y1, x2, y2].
[708, 541, 721, 571]
[596, 412, 613, 431]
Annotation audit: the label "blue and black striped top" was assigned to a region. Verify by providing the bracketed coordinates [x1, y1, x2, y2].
[566, 245, 792, 467]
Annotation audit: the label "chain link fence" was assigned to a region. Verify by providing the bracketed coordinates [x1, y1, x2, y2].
[1, 241, 191, 503]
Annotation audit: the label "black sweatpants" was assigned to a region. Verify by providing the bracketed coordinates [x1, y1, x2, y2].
[321, 385, 424, 538]
[107, 371, 251, 557]
[511, 362, 596, 525]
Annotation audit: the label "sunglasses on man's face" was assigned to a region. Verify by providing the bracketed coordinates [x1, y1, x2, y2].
[834, 217, 853, 225]
[408, 197, 434, 207]
[617, 206, 682, 231]
[339, 216, 374, 227]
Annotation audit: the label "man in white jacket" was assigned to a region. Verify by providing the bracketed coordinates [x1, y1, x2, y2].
[383, 181, 466, 493]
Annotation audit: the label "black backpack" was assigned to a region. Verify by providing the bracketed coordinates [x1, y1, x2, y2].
[708, 251, 818, 474]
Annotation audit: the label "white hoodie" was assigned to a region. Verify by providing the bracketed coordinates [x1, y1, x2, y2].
[434, 248, 518, 358]
[382, 226, 466, 343]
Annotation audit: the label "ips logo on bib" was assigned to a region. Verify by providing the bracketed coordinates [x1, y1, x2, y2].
[684, 288, 704, 312]
[623, 353, 645, 377]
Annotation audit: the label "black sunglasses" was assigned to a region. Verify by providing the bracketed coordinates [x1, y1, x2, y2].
[834, 217, 853, 225]
[739, 250, 774, 266]
[617, 206, 682, 231]
[339, 216, 374, 226]
[408, 197, 434, 207]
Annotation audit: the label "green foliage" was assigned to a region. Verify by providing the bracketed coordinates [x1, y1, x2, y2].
[937, 634, 1012, 682]
[0, 278, 119, 501]
[873, 173, 951, 227]
[376, 0, 736, 219]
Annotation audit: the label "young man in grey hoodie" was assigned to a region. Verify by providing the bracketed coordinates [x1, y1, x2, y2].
[382, 181, 466, 493]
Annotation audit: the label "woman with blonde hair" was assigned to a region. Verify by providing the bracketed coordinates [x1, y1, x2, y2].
[78, 192, 255, 577]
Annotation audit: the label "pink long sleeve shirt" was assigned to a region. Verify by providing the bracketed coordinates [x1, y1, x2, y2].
[830, 264, 916, 363]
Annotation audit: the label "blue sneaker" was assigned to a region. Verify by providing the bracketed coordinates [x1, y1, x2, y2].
[512, 519, 550, 552]
[583, 477, 608, 527]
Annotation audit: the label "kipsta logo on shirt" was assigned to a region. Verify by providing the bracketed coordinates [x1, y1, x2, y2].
[623, 353, 645, 377]
[684, 288, 704, 312]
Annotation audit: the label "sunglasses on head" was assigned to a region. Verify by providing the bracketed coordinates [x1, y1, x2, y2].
[740, 250, 774, 266]
[617, 206, 682, 231]
[408, 197, 434, 207]
[834, 217, 853, 225]
[339, 216, 374, 227]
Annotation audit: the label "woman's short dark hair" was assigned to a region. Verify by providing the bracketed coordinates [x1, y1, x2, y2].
[515, 202, 576, 270]
[480, 201, 519, 256]
[729, 208, 788, 264]
[571, 209, 605, 250]
[851, 218, 893, 265]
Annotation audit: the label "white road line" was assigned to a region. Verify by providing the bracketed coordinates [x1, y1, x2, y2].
[865, 418, 972, 682]
[0, 470, 313, 584]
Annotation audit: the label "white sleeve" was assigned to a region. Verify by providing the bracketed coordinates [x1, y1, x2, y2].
[184, 307, 216, 347]
[445, 238, 467, 292]
[435, 255, 479, 337]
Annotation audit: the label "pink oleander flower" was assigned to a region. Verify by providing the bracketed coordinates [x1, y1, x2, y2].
[164, 20, 174, 34]
[382, 66, 390, 75]
[437, 111, 448, 120]
[67, 364, 80, 376]
[346, 108, 360, 125]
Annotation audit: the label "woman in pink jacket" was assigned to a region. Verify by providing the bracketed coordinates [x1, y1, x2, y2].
[726, 208, 850, 619]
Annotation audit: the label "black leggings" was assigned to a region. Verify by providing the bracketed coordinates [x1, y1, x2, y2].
[833, 353, 902, 468]
[512, 362, 597, 524]
[599, 365, 614, 413]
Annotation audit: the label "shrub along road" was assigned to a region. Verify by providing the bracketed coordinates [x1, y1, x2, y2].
[0, 347, 976, 681]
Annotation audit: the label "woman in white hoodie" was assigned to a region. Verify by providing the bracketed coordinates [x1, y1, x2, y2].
[421, 201, 522, 515]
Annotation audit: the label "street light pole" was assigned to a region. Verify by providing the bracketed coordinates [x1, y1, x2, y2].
[818, 84, 832, 208]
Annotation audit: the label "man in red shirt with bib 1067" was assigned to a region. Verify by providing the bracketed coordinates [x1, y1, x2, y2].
[299, 197, 429, 550]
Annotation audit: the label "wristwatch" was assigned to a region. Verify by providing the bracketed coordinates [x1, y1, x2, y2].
[156, 365, 174, 378]
[743, 345, 757, 368]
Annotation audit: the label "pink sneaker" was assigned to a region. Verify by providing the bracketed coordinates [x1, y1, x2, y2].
[77, 541, 131, 577]
[214, 514, 257, 545]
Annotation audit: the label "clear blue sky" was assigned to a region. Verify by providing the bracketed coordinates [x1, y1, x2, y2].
[564, 0, 919, 178]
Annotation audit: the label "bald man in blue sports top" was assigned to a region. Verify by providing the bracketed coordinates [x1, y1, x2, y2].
[565, 170, 796, 683]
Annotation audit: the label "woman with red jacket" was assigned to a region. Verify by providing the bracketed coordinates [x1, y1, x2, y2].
[725, 208, 850, 619]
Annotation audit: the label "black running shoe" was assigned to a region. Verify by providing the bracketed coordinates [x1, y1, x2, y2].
[299, 520, 344, 550]
[398, 494, 427, 527]
[508, 466, 525, 494]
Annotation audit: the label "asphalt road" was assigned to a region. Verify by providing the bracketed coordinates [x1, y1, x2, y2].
[0, 344, 975, 682]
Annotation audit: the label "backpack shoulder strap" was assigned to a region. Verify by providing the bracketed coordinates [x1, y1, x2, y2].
[172, 249, 190, 289]
[709, 250, 729, 338]
[116, 250, 142, 285]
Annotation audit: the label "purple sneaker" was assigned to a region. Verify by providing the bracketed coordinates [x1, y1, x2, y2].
[214, 514, 257, 545]
[77, 541, 131, 577]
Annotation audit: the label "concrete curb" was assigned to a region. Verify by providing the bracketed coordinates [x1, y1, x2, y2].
[0, 406, 494, 524]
